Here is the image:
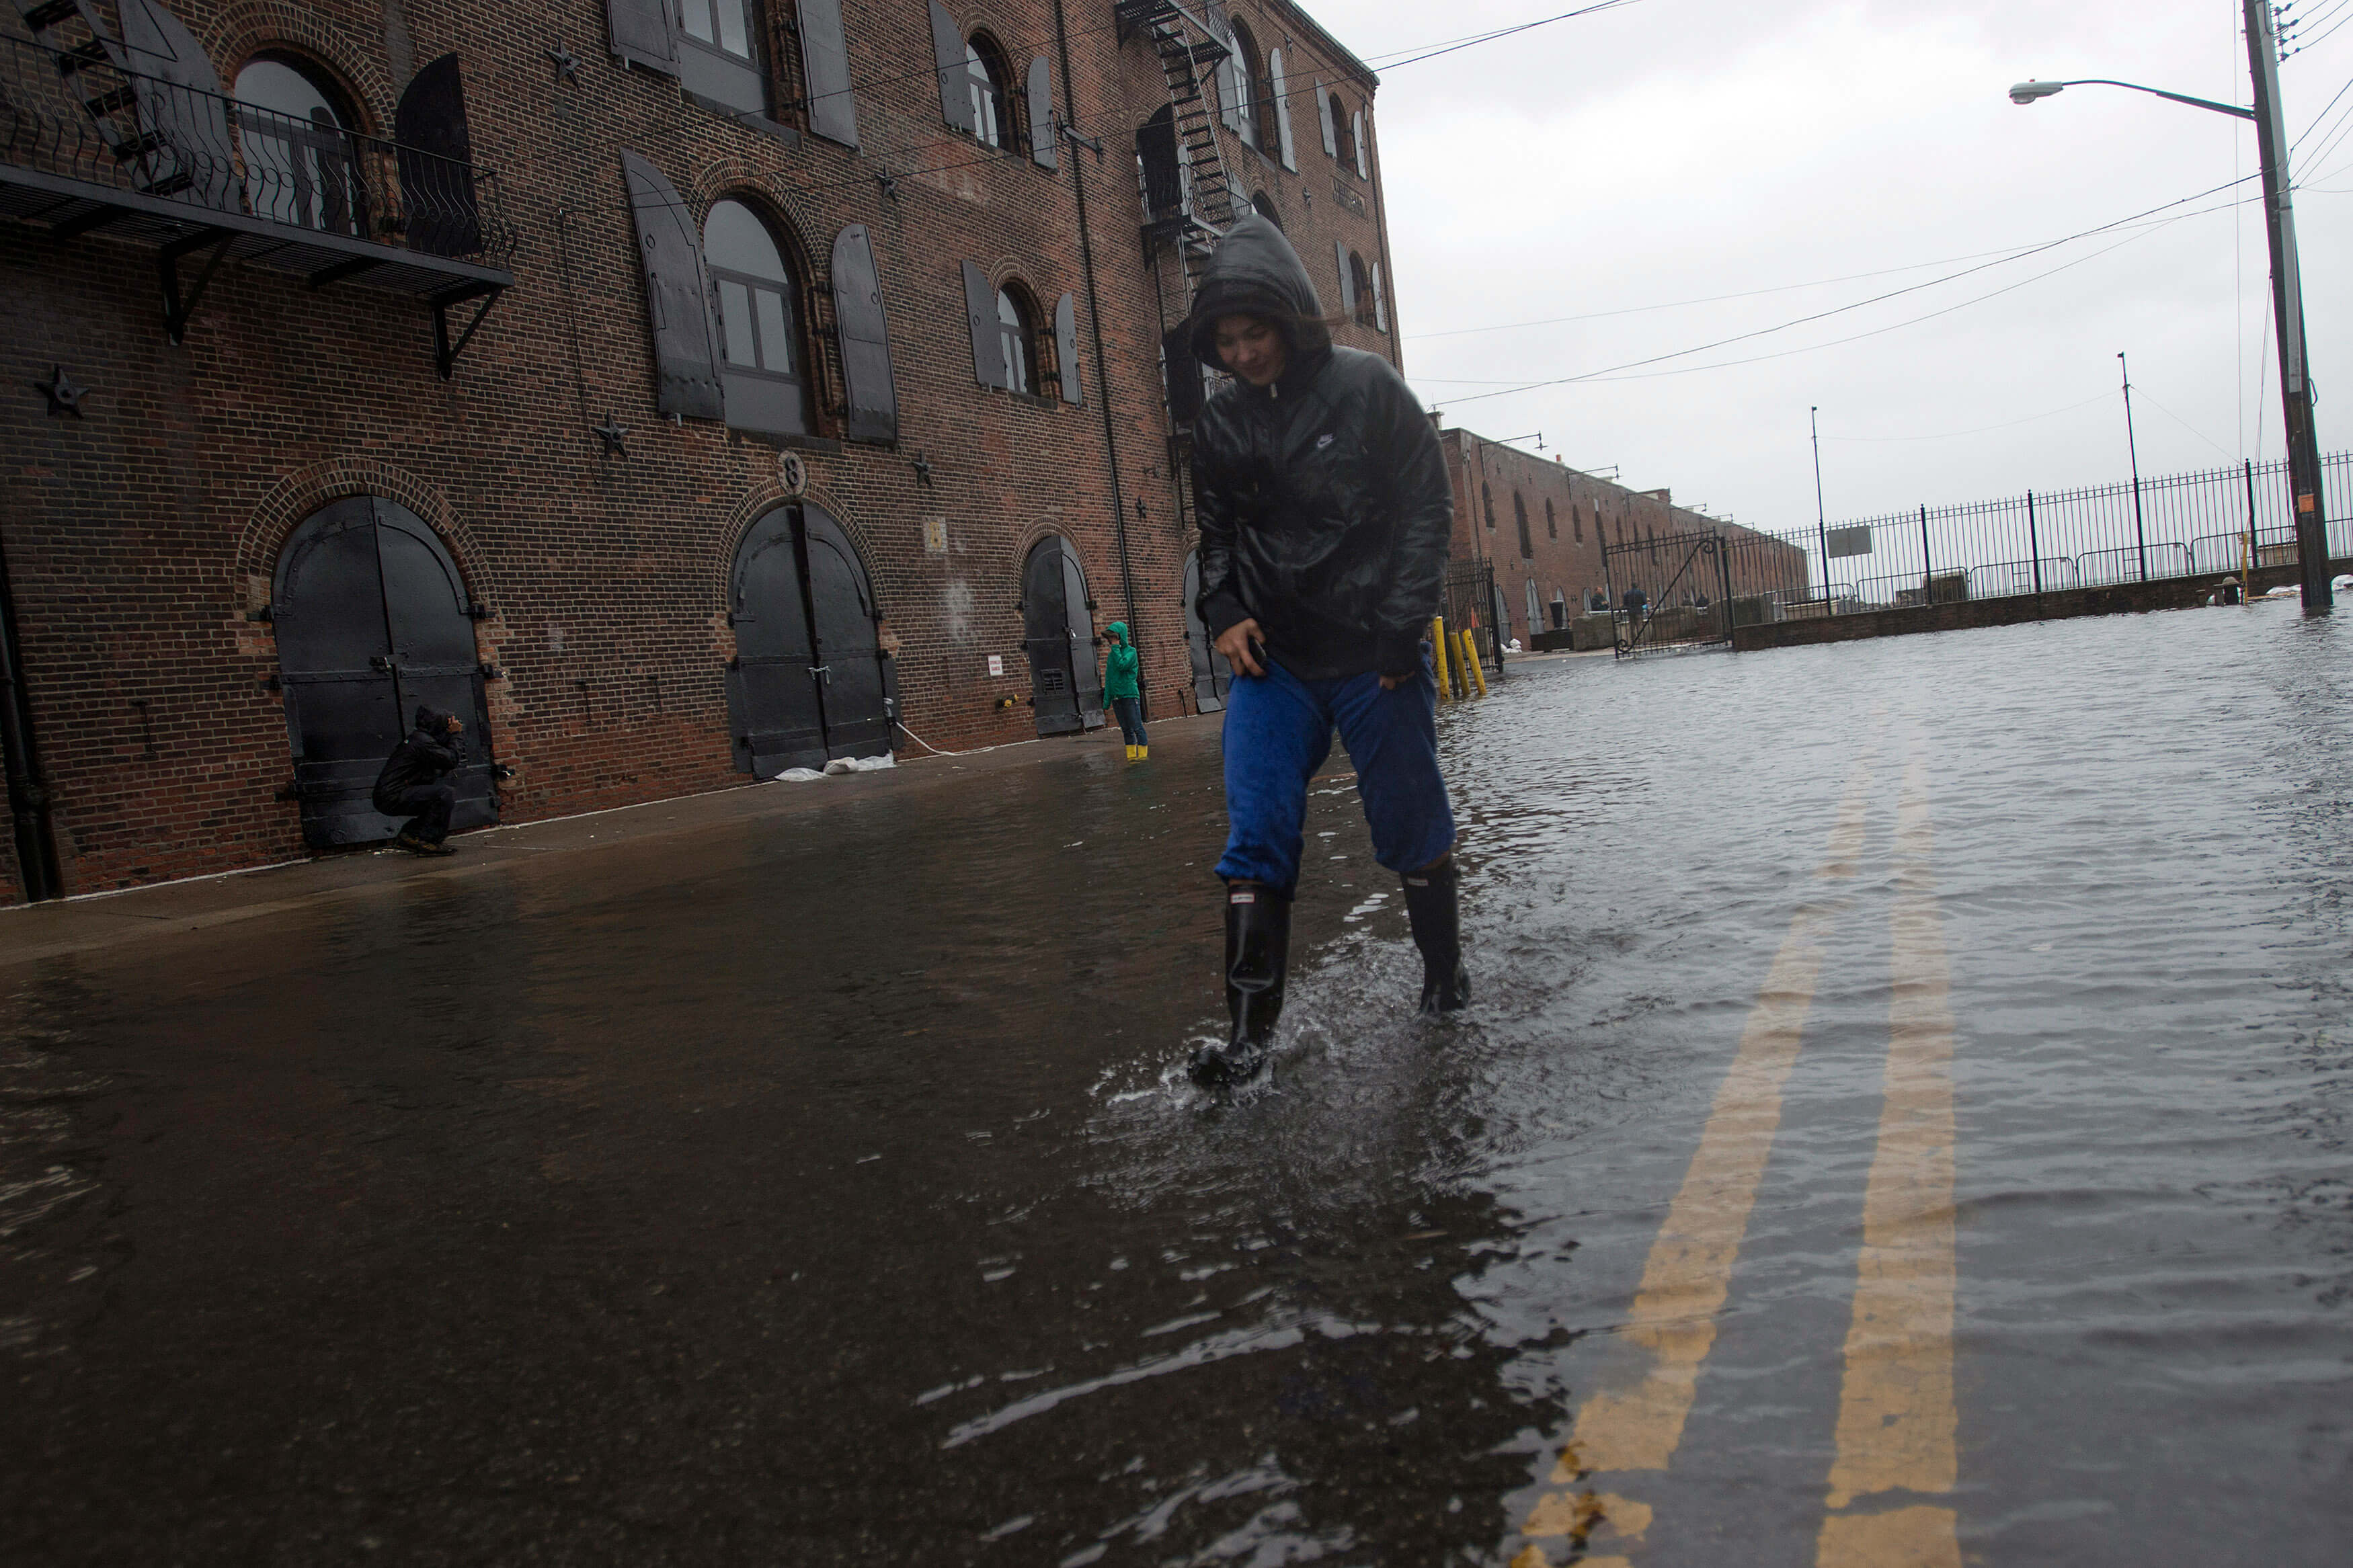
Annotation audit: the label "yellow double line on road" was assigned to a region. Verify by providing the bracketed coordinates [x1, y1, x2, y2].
[1512, 739, 1958, 1568]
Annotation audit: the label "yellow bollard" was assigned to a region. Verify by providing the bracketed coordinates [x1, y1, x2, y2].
[1459, 630, 1488, 696]
[1431, 616, 1453, 700]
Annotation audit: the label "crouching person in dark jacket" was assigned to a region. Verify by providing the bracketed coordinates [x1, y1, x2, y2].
[372, 705, 465, 856]
[1183, 215, 1467, 1089]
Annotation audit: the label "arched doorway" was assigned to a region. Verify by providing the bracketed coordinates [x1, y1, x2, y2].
[726, 502, 891, 776]
[1181, 549, 1231, 712]
[272, 497, 497, 848]
[1021, 537, 1103, 737]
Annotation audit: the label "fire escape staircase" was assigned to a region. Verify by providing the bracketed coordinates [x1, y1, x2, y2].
[1, 1, 516, 374]
[1117, 0, 1236, 292]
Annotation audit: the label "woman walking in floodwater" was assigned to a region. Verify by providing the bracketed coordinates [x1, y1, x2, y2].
[1103, 621, 1147, 762]
[1181, 214, 1465, 1088]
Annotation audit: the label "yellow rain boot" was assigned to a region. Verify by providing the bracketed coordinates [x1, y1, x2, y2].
[1138, 745, 1148, 759]
[1125, 744, 1138, 762]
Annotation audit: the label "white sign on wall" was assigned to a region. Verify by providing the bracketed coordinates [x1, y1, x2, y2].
[988, 655, 1004, 677]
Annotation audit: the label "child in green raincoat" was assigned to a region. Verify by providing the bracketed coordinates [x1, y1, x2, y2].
[1102, 622, 1146, 761]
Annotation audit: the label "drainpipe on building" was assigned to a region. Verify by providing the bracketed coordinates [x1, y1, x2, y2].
[0, 533, 61, 901]
[1052, 0, 1142, 680]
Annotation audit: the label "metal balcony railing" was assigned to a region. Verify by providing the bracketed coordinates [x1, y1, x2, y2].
[0, 29, 515, 370]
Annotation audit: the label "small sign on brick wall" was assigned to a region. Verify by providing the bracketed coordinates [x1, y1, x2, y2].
[923, 516, 949, 554]
[988, 655, 1004, 676]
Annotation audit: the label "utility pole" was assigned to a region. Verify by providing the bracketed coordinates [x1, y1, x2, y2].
[2244, 0, 2331, 608]
[2119, 352, 2149, 581]
[1810, 405, 1830, 604]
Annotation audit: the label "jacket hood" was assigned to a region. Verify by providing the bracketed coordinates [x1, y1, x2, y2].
[1105, 621, 1129, 644]
[1185, 215, 1332, 373]
[413, 705, 453, 735]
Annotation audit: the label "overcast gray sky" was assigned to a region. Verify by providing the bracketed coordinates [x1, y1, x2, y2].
[1339, 0, 2353, 532]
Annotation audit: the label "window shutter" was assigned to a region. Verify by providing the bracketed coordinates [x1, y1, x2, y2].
[797, 0, 859, 147]
[930, 2, 975, 133]
[605, 0, 676, 73]
[1334, 241, 1353, 315]
[1371, 261, 1387, 332]
[622, 151, 723, 420]
[1352, 110, 1368, 178]
[962, 261, 1006, 388]
[832, 224, 897, 442]
[1315, 78, 1337, 157]
[1026, 57, 1058, 169]
[1206, 4, 1240, 134]
[1162, 323, 1203, 426]
[1054, 292, 1082, 405]
[395, 55, 481, 259]
[1269, 49, 1295, 170]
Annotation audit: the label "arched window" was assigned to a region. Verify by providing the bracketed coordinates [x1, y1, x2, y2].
[1482, 483, 1495, 531]
[1226, 20, 1259, 148]
[1515, 493, 1533, 559]
[704, 198, 811, 436]
[1330, 92, 1354, 167]
[996, 285, 1036, 395]
[967, 34, 1011, 149]
[1545, 499, 1558, 540]
[1348, 252, 1374, 327]
[1250, 190, 1283, 230]
[235, 54, 366, 235]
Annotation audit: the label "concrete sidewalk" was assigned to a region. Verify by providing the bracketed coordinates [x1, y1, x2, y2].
[0, 712, 1224, 970]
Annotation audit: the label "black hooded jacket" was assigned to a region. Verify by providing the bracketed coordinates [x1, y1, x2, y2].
[1187, 216, 1452, 681]
[372, 706, 462, 807]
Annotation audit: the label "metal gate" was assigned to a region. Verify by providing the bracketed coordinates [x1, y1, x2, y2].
[1023, 537, 1105, 736]
[272, 497, 498, 848]
[726, 503, 891, 776]
[1180, 549, 1232, 712]
[1441, 557, 1501, 673]
[1601, 527, 1734, 657]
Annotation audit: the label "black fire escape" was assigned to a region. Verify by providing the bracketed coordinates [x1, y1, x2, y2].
[0, 2, 516, 375]
[1117, 0, 1236, 432]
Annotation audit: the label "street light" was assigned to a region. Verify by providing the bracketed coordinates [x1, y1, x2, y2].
[2010, 1, 2331, 611]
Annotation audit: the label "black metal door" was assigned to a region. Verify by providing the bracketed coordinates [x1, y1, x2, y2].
[728, 507, 827, 775]
[1023, 539, 1081, 735]
[802, 507, 890, 759]
[1181, 550, 1230, 712]
[1063, 546, 1105, 729]
[274, 497, 497, 848]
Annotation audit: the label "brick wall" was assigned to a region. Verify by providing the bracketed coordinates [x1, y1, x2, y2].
[0, 0, 1401, 899]
[1440, 427, 1810, 641]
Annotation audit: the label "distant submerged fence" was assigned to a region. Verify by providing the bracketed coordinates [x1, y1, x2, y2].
[1607, 452, 2353, 633]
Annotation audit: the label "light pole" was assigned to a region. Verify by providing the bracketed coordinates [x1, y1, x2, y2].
[2012, 0, 2330, 609]
[1810, 405, 1830, 604]
[2119, 352, 2148, 581]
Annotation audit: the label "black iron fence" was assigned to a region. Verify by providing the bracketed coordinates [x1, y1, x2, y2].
[1441, 557, 1502, 673]
[1723, 451, 2353, 620]
[0, 30, 513, 265]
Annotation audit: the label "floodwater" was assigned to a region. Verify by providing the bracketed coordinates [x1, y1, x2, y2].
[1, 602, 2349, 1566]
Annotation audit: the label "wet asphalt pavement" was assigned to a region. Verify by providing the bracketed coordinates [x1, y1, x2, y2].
[2, 603, 2350, 1567]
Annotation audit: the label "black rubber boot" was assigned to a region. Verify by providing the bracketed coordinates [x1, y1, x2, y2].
[1402, 858, 1469, 1013]
[1189, 884, 1291, 1086]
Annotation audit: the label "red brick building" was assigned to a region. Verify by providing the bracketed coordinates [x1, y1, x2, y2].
[0, 0, 1400, 899]
[1439, 427, 1808, 643]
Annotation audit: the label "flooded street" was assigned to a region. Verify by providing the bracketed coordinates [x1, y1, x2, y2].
[3, 604, 2350, 1566]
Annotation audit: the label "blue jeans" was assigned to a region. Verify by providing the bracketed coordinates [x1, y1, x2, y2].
[1112, 696, 1147, 746]
[1215, 653, 1455, 899]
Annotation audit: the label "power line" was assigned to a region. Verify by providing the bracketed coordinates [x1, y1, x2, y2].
[1816, 393, 2112, 443]
[1425, 176, 2261, 408]
[1406, 206, 2258, 343]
